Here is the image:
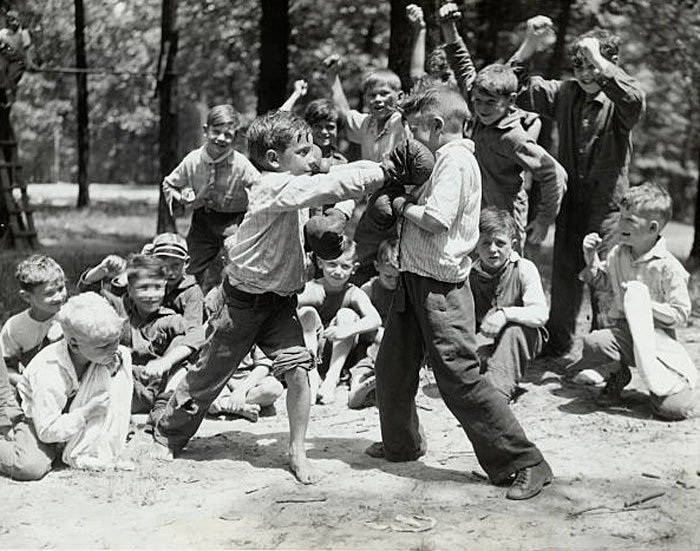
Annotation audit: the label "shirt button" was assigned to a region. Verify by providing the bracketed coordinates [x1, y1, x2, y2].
[578, 147, 585, 154]
[579, 173, 585, 179]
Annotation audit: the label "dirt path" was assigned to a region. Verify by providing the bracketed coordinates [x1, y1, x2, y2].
[1, 325, 698, 549]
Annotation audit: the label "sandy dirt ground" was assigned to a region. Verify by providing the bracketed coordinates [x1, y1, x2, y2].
[1, 185, 698, 550]
[0, 323, 698, 550]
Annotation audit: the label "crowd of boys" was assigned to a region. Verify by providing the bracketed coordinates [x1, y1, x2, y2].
[0, 5, 697, 503]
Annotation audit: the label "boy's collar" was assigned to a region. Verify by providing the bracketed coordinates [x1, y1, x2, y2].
[473, 251, 520, 277]
[202, 146, 234, 164]
[490, 107, 522, 130]
[368, 111, 402, 138]
[625, 236, 668, 263]
[435, 138, 475, 156]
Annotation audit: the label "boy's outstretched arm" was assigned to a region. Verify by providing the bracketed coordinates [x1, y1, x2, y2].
[325, 55, 351, 123]
[439, 3, 476, 97]
[509, 15, 555, 65]
[407, 4, 427, 84]
[280, 79, 308, 112]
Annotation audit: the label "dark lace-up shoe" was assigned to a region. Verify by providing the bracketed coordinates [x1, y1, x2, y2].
[506, 460, 553, 500]
[596, 364, 632, 407]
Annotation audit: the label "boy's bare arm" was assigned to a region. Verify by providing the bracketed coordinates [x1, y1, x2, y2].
[82, 255, 126, 285]
[407, 4, 427, 83]
[326, 291, 382, 341]
[509, 15, 556, 64]
[325, 55, 351, 122]
[280, 79, 308, 112]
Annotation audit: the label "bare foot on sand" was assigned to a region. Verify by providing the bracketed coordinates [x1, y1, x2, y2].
[289, 450, 322, 485]
[148, 442, 175, 462]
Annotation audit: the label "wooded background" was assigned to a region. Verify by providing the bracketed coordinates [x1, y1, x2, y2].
[2, 0, 699, 257]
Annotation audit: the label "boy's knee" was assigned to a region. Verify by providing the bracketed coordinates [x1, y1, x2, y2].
[259, 377, 284, 401]
[273, 346, 314, 379]
[8, 452, 53, 481]
[333, 308, 359, 326]
[298, 306, 322, 330]
[582, 329, 613, 355]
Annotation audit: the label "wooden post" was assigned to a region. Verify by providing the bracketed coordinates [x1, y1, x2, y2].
[156, 0, 178, 234]
[74, 0, 90, 208]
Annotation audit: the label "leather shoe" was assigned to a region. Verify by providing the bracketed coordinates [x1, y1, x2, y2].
[506, 460, 553, 500]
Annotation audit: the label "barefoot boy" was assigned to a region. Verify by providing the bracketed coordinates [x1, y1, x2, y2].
[298, 239, 382, 405]
[368, 86, 552, 500]
[151, 110, 386, 483]
[579, 183, 699, 420]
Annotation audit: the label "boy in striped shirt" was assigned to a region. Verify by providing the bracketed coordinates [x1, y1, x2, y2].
[368, 86, 552, 500]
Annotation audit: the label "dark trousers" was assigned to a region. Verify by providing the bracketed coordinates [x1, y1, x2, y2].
[153, 279, 312, 452]
[547, 193, 617, 353]
[480, 324, 543, 402]
[186, 208, 245, 286]
[374, 271, 543, 483]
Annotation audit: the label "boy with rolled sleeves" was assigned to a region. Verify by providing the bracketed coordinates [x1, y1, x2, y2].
[162, 104, 259, 287]
[510, 18, 645, 356]
[368, 86, 552, 500]
[470, 208, 548, 403]
[150, 110, 388, 484]
[579, 183, 699, 420]
[438, 3, 566, 251]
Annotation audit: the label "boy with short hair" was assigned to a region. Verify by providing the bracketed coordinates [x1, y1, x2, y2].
[327, 58, 410, 284]
[510, 18, 646, 356]
[470, 208, 548, 403]
[297, 239, 382, 405]
[347, 238, 400, 409]
[151, 110, 388, 484]
[579, 183, 699, 420]
[0, 292, 132, 480]
[438, 3, 566, 250]
[369, 86, 552, 500]
[1, 255, 67, 385]
[161, 104, 260, 287]
[117, 255, 196, 420]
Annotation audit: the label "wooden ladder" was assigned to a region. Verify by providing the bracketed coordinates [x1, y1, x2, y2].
[0, 116, 39, 250]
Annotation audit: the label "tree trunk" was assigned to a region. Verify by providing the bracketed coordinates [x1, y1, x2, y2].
[689, 144, 700, 264]
[156, 0, 178, 234]
[547, 0, 574, 78]
[257, 0, 289, 114]
[74, 0, 89, 208]
[388, 0, 414, 91]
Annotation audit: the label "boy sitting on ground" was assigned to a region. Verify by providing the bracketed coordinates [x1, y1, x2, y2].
[1, 255, 67, 386]
[0, 292, 132, 480]
[150, 110, 389, 484]
[116, 255, 198, 423]
[579, 183, 699, 420]
[470, 208, 548, 403]
[348, 238, 400, 409]
[297, 239, 382, 405]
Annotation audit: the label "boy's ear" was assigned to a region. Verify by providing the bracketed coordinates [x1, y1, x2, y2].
[432, 115, 445, 134]
[373, 260, 380, 272]
[265, 149, 280, 169]
[507, 92, 517, 106]
[610, 54, 619, 65]
[648, 219, 660, 234]
[396, 90, 405, 103]
[18, 289, 32, 305]
[352, 261, 359, 274]
[202, 124, 208, 135]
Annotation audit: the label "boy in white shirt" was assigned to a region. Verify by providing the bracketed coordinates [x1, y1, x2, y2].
[1, 255, 67, 385]
[0, 292, 132, 480]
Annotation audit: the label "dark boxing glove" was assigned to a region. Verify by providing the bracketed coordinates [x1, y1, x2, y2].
[381, 138, 435, 187]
